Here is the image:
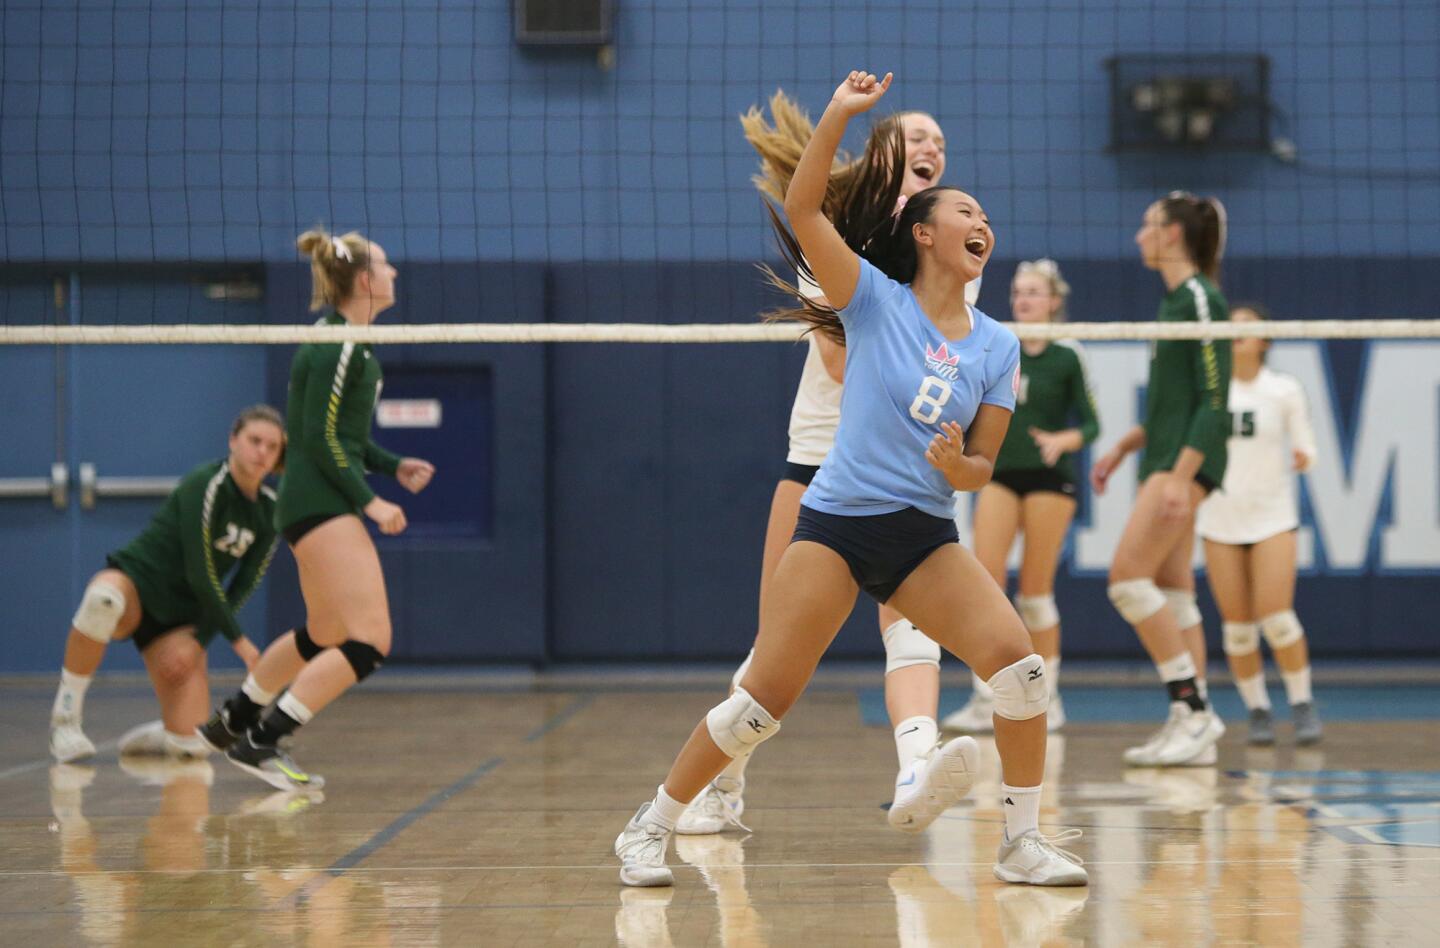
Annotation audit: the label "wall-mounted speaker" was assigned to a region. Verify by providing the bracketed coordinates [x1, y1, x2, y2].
[1107, 54, 1271, 151]
[515, 0, 613, 46]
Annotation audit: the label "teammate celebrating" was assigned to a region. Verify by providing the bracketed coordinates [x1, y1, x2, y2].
[613, 70, 1086, 890]
[1198, 304, 1322, 745]
[945, 259, 1099, 733]
[199, 228, 434, 790]
[680, 92, 979, 837]
[49, 406, 285, 762]
[1091, 192, 1231, 767]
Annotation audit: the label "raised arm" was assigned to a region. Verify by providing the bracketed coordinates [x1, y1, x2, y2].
[782, 71, 893, 309]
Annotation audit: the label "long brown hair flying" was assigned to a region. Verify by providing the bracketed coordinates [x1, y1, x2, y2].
[752, 112, 942, 344]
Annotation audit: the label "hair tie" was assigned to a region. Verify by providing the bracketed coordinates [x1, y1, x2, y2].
[889, 194, 909, 235]
[332, 236, 353, 262]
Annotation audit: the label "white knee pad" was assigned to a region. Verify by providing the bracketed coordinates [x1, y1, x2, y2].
[730, 648, 755, 692]
[1013, 594, 1059, 632]
[987, 653, 1050, 721]
[1260, 610, 1305, 650]
[1222, 621, 1261, 656]
[706, 686, 781, 758]
[1107, 579, 1166, 625]
[882, 620, 940, 675]
[1162, 588, 1202, 630]
[71, 581, 127, 643]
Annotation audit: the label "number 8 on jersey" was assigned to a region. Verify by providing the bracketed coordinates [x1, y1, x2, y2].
[909, 376, 954, 424]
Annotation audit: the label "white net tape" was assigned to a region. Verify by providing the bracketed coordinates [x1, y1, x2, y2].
[1, 319, 1438, 345]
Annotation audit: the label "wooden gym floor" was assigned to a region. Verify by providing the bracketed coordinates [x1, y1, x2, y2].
[1, 673, 1436, 946]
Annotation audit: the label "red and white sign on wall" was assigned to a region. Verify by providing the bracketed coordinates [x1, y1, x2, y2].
[376, 399, 442, 429]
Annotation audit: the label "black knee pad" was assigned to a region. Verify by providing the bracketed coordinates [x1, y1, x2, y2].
[292, 625, 324, 661]
[339, 640, 385, 681]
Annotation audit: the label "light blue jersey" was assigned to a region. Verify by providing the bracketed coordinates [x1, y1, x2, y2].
[804, 259, 1021, 520]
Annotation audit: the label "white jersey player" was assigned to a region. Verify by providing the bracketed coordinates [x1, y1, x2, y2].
[1198, 304, 1322, 745]
[1196, 367, 1316, 544]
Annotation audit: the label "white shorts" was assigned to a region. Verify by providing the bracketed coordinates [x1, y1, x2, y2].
[1196, 492, 1298, 546]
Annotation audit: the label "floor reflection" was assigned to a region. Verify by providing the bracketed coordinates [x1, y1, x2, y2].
[21, 686, 1438, 947]
[48, 756, 443, 946]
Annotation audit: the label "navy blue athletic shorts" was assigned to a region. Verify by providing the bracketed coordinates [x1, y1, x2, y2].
[792, 504, 958, 604]
[990, 467, 1077, 498]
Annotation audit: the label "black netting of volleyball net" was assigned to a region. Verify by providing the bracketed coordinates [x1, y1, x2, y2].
[1, 0, 1437, 341]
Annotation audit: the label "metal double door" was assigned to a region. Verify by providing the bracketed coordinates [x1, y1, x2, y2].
[0, 273, 269, 672]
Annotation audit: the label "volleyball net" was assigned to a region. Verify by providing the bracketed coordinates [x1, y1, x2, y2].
[2, 319, 1440, 346]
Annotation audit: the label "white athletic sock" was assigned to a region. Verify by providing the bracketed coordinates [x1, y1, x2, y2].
[1197, 677, 1209, 701]
[730, 649, 755, 692]
[241, 673, 276, 706]
[276, 691, 314, 725]
[718, 749, 751, 784]
[164, 730, 210, 757]
[971, 671, 994, 701]
[893, 715, 938, 770]
[1156, 652, 1197, 683]
[1046, 656, 1061, 697]
[1235, 673, 1272, 711]
[53, 669, 92, 722]
[648, 784, 687, 830]
[1281, 667, 1313, 706]
[1001, 783, 1042, 841]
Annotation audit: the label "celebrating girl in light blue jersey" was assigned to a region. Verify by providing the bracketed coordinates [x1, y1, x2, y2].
[803, 257, 1021, 520]
[613, 70, 1087, 891]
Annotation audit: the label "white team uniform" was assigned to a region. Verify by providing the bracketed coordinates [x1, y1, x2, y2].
[1197, 366, 1318, 545]
[785, 267, 979, 467]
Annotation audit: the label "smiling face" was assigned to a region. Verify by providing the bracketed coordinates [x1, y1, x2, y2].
[900, 112, 946, 198]
[1010, 270, 1061, 324]
[912, 189, 993, 285]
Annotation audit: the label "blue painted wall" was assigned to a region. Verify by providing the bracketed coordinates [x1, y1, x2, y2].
[2, 1, 1437, 263]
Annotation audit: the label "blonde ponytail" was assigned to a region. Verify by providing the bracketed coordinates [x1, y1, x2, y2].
[296, 228, 369, 311]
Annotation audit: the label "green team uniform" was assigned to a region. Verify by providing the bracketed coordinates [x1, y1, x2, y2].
[107, 460, 278, 647]
[1138, 274, 1232, 486]
[995, 340, 1101, 482]
[276, 312, 401, 532]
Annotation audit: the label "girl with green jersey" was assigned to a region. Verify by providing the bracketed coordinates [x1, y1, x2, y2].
[1091, 192, 1231, 768]
[945, 259, 1099, 734]
[50, 406, 286, 763]
[200, 228, 434, 790]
